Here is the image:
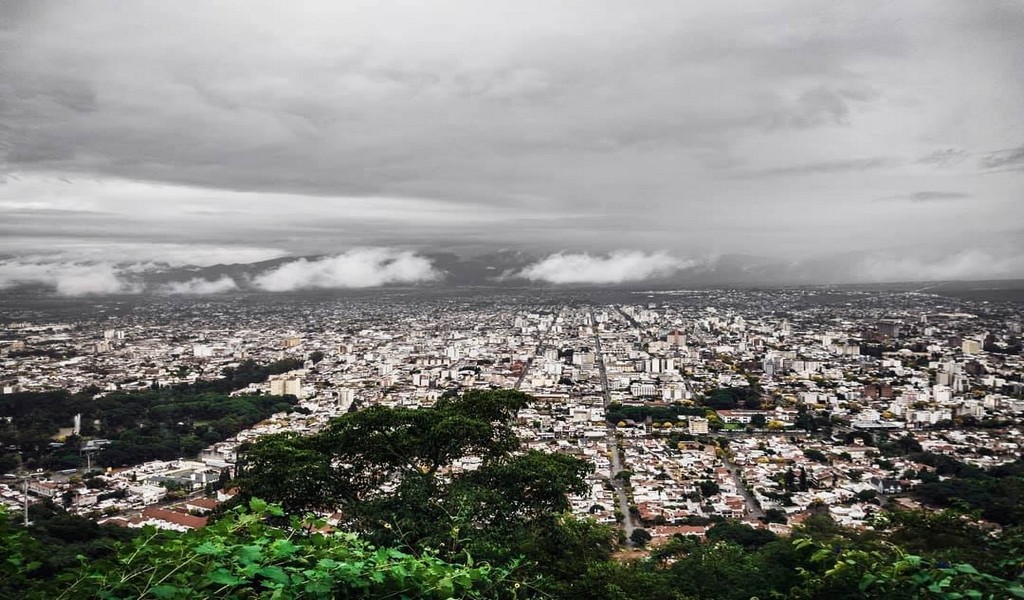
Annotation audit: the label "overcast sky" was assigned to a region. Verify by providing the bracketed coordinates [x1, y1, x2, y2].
[1, 1, 1023, 290]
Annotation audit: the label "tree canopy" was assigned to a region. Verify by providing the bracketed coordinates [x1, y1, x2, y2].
[237, 389, 607, 588]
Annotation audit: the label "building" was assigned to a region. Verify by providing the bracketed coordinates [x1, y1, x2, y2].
[269, 376, 304, 398]
[961, 339, 982, 355]
[136, 507, 208, 532]
[688, 417, 709, 435]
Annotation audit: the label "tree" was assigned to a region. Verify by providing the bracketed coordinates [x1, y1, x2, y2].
[803, 448, 829, 464]
[784, 468, 796, 492]
[630, 528, 653, 548]
[237, 390, 608, 587]
[706, 521, 777, 550]
[697, 480, 720, 498]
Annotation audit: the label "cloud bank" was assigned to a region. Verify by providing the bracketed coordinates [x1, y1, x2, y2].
[854, 250, 1024, 282]
[251, 248, 441, 291]
[160, 276, 239, 295]
[516, 251, 689, 284]
[0, 258, 141, 296]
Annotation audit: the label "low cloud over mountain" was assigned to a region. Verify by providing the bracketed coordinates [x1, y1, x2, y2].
[515, 251, 692, 284]
[0, 258, 141, 296]
[251, 248, 441, 292]
[159, 276, 240, 295]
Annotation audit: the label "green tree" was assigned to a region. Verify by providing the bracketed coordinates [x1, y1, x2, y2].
[237, 389, 609, 590]
[629, 528, 652, 548]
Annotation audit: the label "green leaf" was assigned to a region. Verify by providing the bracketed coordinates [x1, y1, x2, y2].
[208, 567, 242, 586]
[437, 576, 454, 597]
[859, 573, 877, 591]
[237, 544, 263, 565]
[249, 497, 268, 513]
[270, 539, 298, 558]
[257, 565, 290, 586]
[954, 564, 980, 575]
[305, 578, 332, 596]
[194, 542, 223, 556]
[149, 584, 180, 598]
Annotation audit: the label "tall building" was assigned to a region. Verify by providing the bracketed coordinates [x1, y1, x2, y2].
[269, 376, 304, 399]
[688, 417, 709, 435]
[961, 339, 982, 355]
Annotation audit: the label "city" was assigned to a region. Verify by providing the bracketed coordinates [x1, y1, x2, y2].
[2, 2, 1023, 596]
[2, 287, 1020, 545]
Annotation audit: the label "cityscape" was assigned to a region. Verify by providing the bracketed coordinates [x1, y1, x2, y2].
[2, 1, 1023, 597]
[2, 287, 1020, 545]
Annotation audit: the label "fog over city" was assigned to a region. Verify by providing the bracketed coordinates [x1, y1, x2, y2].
[1, 1, 1023, 293]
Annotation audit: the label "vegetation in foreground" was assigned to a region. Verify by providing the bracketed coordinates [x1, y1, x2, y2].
[1, 389, 1022, 598]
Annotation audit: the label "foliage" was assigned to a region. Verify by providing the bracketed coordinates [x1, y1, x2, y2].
[46, 499, 530, 599]
[238, 389, 612, 591]
[803, 448, 829, 464]
[910, 456, 1024, 526]
[604, 402, 703, 425]
[705, 520, 778, 550]
[0, 359, 301, 470]
[6, 386, 1023, 599]
[629, 528, 652, 547]
[791, 536, 1024, 599]
[700, 386, 761, 410]
[0, 503, 136, 597]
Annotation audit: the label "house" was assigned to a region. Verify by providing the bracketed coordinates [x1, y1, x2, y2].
[135, 507, 208, 532]
[870, 477, 902, 494]
[184, 497, 220, 514]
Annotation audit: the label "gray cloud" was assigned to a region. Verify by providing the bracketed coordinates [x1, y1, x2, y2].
[160, 276, 239, 295]
[0, 1, 1021, 276]
[877, 191, 970, 203]
[918, 148, 969, 168]
[853, 250, 1024, 282]
[748, 157, 901, 178]
[764, 86, 876, 130]
[979, 143, 1024, 170]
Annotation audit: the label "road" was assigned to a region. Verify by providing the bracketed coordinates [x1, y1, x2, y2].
[721, 452, 764, 520]
[590, 308, 638, 542]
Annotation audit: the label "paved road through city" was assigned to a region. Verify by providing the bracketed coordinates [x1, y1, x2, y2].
[590, 308, 638, 542]
[721, 452, 765, 520]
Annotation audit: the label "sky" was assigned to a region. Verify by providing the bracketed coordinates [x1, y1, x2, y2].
[1, 1, 1023, 292]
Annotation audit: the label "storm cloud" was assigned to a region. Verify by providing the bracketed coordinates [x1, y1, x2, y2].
[1, 1, 1022, 284]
